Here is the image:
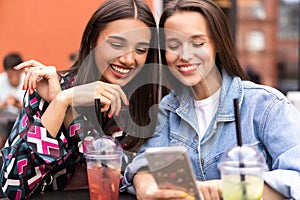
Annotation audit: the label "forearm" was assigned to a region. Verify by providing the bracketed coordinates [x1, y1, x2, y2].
[263, 183, 286, 200]
[63, 106, 79, 129]
[41, 89, 72, 138]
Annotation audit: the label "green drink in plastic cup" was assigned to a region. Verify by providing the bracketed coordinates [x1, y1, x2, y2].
[218, 146, 265, 200]
[222, 173, 263, 200]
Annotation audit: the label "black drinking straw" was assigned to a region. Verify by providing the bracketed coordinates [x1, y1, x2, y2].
[233, 98, 243, 147]
[233, 98, 247, 198]
[94, 98, 102, 128]
[94, 98, 108, 168]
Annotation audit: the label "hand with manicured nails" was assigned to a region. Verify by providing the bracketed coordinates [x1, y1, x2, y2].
[14, 60, 61, 103]
[58, 80, 129, 118]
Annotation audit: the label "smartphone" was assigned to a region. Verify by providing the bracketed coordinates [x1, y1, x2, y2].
[145, 146, 201, 199]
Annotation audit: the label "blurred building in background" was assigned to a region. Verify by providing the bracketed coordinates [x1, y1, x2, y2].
[277, 0, 300, 93]
[213, 0, 299, 93]
[1, 0, 299, 93]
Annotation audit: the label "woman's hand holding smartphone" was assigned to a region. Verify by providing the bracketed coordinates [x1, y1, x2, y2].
[145, 146, 201, 200]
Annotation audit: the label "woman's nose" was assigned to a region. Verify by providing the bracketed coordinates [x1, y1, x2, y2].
[119, 51, 134, 66]
[180, 44, 193, 60]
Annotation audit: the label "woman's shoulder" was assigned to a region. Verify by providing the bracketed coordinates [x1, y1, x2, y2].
[242, 80, 287, 101]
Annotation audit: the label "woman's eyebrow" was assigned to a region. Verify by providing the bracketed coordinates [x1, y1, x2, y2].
[165, 38, 180, 43]
[137, 41, 150, 46]
[108, 35, 127, 42]
[191, 34, 208, 40]
[108, 35, 150, 46]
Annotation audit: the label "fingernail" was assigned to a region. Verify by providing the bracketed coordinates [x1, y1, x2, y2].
[180, 192, 188, 198]
[108, 114, 112, 118]
[13, 66, 18, 69]
[22, 85, 25, 90]
[187, 196, 195, 200]
[126, 100, 130, 106]
[116, 111, 120, 116]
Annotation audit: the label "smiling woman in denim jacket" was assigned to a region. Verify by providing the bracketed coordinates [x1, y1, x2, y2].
[122, 0, 300, 199]
[0, 0, 164, 199]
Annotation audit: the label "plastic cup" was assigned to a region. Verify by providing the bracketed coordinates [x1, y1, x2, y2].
[218, 146, 265, 200]
[84, 135, 123, 200]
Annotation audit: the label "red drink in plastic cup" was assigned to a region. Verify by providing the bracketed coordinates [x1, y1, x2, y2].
[83, 135, 123, 200]
[87, 164, 120, 200]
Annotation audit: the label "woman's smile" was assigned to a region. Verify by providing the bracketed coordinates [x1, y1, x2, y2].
[177, 63, 201, 75]
[110, 64, 134, 78]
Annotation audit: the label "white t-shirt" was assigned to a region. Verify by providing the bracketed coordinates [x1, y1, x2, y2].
[194, 88, 221, 141]
[0, 72, 25, 115]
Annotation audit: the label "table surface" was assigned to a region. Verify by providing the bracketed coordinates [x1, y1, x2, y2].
[30, 189, 136, 200]
[0, 189, 137, 200]
[28, 189, 137, 200]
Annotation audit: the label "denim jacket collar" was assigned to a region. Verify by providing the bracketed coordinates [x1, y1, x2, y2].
[217, 70, 244, 122]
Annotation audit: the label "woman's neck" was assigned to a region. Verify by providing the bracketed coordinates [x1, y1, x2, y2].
[192, 67, 222, 100]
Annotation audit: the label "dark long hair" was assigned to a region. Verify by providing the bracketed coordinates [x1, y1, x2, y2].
[159, 0, 248, 89]
[61, 0, 161, 152]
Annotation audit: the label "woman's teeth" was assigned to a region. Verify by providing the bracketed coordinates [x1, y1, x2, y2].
[111, 65, 130, 74]
[179, 65, 198, 71]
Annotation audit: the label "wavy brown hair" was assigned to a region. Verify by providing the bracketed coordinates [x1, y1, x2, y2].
[61, 0, 162, 152]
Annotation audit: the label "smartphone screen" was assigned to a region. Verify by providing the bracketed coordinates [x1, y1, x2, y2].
[145, 146, 201, 199]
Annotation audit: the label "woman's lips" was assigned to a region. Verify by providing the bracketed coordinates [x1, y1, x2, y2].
[110, 64, 132, 78]
[177, 64, 200, 75]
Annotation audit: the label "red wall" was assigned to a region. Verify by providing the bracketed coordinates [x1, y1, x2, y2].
[0, 0, 153, 72]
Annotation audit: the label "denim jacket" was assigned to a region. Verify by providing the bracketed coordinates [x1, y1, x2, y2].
[122, 71, 300, 199]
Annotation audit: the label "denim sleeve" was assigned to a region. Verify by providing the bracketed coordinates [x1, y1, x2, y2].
[262, 98, 300, 199]
[121, 103, 171, 194]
